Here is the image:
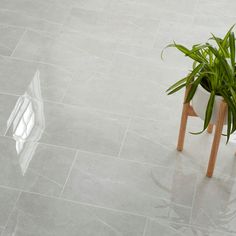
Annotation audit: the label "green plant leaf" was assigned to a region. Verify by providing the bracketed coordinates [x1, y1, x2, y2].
[229, 31, 235, 69]
[211, 33, 229, 57]
[164, 25, 236, 142]
[227, 107, 232, 143]
[222, 24, 235, 48]
[207, 44, 233, 81]
[203, 91, 215, 130]
[164, 42, 206, 63]
[167, 83, 186, 95]
[166, 77, 187, 92]
[185, 75, 205, 103]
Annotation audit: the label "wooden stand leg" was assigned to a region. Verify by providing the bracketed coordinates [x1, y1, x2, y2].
[177, 88, 190, 151]
[207, 123, 214, 134]
[206, 101, 227, 177]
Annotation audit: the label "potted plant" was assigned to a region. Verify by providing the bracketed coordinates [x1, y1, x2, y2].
[163, 25, 236, 143]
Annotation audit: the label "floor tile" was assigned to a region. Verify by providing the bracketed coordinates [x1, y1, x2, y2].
[0, 0, 70, 24]
[64, 8, 159, 47]
[195, 0, 236, 18]
[0, 136, 76, 196]
[115, 43, 192, 70]
[191, 176, 236, 234]
[119, 117, 212, 169]
[4, 91, 129, 156]
[58, 30, 117, 61]
[0, 9, 62, 33]
[0, 56, 73, 101]
[154, 21, 227, 51]
[63, 61, 184, 119]
[0, 94, 19, 136]
[144, 219, 183, 236]
[62, 151, 195, 223]
[0, 187, 19, 228]
[108, 52, 189, 82]
[2, 192, 146, 236]
[201, 140, 236, 180]
[0, 25, 24, 56]
[13, 30, 111, 76]
[70, 0, 110, 11]
[193, 14, 236, 29]
[1, 0, 236, 235]
[105, 0, 194, 24]
[147, 221, 234, 236]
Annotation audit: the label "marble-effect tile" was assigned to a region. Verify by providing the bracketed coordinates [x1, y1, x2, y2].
[0, 9, 62, 33]
[0, 0, 70, 23]
[0, 94, 19, 136]
[2, 192, 146, 236]
[62, 151, 195, 223]
[4, 93, 129, 156]
[0, 56, 73, 102]
[12, 30, 112, 76]
[0, 187, 19, 228]
[0, 136, 76, 196]
[0, 0, 236, 235]
[0, 25, 24, 56]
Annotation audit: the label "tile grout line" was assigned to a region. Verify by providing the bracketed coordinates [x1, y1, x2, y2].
[28, 168, 63, 188]
[0, 90, 183, 136]
[0, 133, 207, 178]
[1, 55, 73, 75]
[155, 220, 186, 236]
[59, 150, 79, 197]
[3, 191, 22, 232]
[0, 182, 192, 220]
[0, 183, 233, 234]
[0, 87, 181, 124]
[189, 171, 199, 225]
[0, 22, 61, 37]
[0, 42, 12, 51]
[56, 5, 75, 104]
[9, 29, 27, 57]
[0, 8, 63, 26]
[117, 117, 132, 157]
[142, 218, 149, 236]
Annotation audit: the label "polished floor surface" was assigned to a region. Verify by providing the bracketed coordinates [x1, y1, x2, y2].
[0, 0, 236, 235]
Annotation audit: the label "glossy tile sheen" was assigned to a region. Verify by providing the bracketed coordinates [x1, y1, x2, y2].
[62, 151, 196, 223]
[0, 0, 70, 23]
[0, 187, 19, 228]
[119, 116, 231, 172]
[4, 93, 129, 156]
[0, 94, 19, 136]
[0, 56, 73, 101]
[63, 60, 184, 119]
[64, 8, 159, 47]
[2, 192, 146, 236]
[0, 136, 76, 196]
[0, 9, 62, 33]
[145, 220, 235, 236]
[0, 25, 24, 56]
[13, 30, 112, 76]
[191, 176, 236, 234]
[1, 0, 236, 235]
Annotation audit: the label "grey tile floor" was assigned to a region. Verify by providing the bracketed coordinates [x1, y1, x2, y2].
[0, 0, 236, 235]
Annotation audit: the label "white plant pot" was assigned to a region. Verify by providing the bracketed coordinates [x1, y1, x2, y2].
[191, 85, 227, 124]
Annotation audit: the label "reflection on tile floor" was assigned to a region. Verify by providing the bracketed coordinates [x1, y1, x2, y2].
[1, 0, 236, 235]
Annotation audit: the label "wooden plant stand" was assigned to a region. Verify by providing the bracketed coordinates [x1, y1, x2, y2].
[177, 87, 227, 177]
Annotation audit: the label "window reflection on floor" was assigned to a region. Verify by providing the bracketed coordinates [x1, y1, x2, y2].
[6, 70, 45, 175]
